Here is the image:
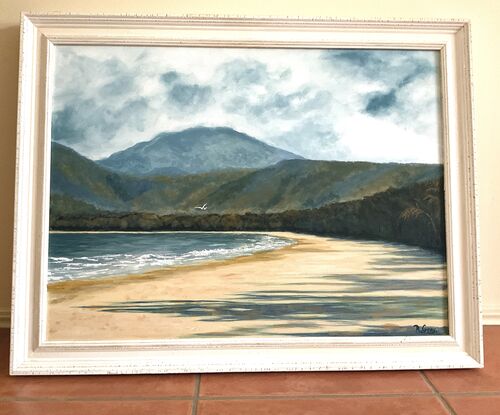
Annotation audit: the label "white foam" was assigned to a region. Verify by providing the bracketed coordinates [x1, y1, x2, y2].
[48, 233, 294, 282]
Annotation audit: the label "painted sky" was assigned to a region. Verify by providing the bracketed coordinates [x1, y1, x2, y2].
[51, 46, 443, 163]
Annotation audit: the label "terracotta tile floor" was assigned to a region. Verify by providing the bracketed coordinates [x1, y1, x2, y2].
[0, 326, 497, 415]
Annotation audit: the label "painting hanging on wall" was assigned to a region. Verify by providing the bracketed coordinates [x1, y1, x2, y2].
[11, 15, 481, 375]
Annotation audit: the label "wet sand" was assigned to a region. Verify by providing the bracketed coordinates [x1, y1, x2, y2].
[47, 232, 448, 340]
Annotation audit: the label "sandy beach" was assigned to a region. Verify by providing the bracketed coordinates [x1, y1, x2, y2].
[47, 232, 448, 340]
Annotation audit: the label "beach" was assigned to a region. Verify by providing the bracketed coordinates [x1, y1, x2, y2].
[47, 232, 448, 340]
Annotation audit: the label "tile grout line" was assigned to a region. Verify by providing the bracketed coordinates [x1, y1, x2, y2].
[198, 392, 435, 401]
[1, 390, 498, 404]
[0, 396, 193, 402]
[191, 374, 201, 415]
[2, 390, 498, 403]
[0, 392, 442, 403]
[444, 391, 500, 397]
[1, 390, 497, 404]
[419, 371, 457, 415]
[0, 392, 436, 403]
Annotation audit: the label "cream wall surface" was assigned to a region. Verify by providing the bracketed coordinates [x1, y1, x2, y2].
[0, 0, 498, 325]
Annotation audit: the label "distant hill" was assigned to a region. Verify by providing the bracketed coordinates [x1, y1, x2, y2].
[97, 126, 303, 176]
[51, 179, 446, 253]
[132, 159, 442, 214]
[50, 142, 155, 211]
[193, 159, 442, 213]
[50, 142, 443, 216]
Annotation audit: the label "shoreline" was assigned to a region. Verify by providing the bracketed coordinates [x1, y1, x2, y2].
[47, 232, 449, 340]
[49, 230, 298, 234]
[49, 228, 446, 257]
[47, 231, 298, 290]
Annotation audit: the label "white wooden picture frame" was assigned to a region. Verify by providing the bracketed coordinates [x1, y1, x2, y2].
[10, 14, 481, 375]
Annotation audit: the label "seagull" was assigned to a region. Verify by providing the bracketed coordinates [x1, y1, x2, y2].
[194, 203, 208, 211]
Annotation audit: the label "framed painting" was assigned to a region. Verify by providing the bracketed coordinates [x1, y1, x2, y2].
[10, 14, 482, 375]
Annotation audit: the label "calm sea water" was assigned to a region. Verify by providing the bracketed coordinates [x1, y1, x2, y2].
[48, 232, 293, 283]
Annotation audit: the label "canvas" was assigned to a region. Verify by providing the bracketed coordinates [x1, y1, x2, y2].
[11, 15, 481, 375]
[46, 45, 448, 341]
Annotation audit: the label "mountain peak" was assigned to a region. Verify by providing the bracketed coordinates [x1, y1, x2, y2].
[98, 126, 303, 176]
[149, 126, 258, 146]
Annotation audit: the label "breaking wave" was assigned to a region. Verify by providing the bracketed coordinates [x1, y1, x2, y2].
[48, 232, 293, 282]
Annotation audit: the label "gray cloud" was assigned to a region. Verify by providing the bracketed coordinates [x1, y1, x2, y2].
[52, 96, 150, 154]
[168, 82, 212, 108]
[160, 70, 213, 111]
[324, 49, 436, 100]
[249, 90, 309, 117]
[160, 71, 181, 85]
[323, 49, 441, 135]
[220, 59, 268, 85]
[332, 50, 385, 72]
[51, 48, 175, 156]
[325, 49, 433, 84]
[301, 90, 332, 112]
[226, 88, 332, 122]
[397, 59, 434, 88]
[267, 120, 343, 160]
[100, 74, 135, 97]
[364, 89, 397, 116]
[52, 98, 121, 145]
[52, 105, 85, 144]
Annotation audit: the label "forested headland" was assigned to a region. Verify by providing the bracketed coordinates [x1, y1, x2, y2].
[51, 178, 446, 254]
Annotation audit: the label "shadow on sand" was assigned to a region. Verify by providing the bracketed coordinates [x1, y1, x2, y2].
[81, 240, 448, 337]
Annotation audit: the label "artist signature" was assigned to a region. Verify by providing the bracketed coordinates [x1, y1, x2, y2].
[413, 324, 438, 335]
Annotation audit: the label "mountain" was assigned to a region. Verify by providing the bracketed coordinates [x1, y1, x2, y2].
[50, 142, 155, 211]
[50, 142, 443, 216]
[97, 126, 303, 176]
[132, 159, 442, 214]
[189, 159, 442, 213]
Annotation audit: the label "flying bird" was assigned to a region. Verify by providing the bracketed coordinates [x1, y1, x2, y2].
[194, 203, 208, 211]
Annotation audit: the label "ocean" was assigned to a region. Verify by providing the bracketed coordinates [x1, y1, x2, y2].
[48, 232, 293, 283]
